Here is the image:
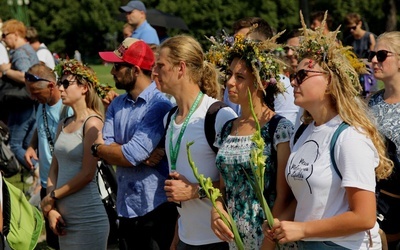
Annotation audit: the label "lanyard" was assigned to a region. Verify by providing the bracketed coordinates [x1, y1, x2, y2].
[169, 92, 203, 171]
[42, 105, 55, 154]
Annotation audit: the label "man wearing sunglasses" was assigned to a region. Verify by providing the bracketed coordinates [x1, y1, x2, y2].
[343, 13, 376, 59]
[343, 13, 378, 97]
[24, 64, 72, 250]
[0, 19, 39, 172]
[97, 38, 177, 250]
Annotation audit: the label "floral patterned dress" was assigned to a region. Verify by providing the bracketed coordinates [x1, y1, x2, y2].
[215, 116, 293, 249]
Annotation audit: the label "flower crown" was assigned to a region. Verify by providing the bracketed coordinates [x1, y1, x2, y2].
[297, 11, 364, 89]
[206, 30, 287, 95]
[54, 59, 113, 98]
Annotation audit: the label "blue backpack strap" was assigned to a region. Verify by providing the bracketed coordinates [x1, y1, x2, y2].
[330, 122, 350, 180]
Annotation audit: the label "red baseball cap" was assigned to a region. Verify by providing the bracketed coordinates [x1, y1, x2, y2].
[99, 38, 155, 71]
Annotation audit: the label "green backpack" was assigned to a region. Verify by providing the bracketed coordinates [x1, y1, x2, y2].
[2, 178, 44, 250]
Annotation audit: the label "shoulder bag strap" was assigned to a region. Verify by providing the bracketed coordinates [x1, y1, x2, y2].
[82, 115, 103, 138]
[42, 105, 55, 154]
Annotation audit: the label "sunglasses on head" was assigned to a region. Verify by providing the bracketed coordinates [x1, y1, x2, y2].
[24, 72, 51, 82]
[368, 50, 396, 63]
[113, 63, 131, 71]
[57, 79, 77, 89]
[290, 69, 327, 85]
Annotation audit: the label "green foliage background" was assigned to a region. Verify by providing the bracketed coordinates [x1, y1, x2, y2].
[0, 0, 397, 62]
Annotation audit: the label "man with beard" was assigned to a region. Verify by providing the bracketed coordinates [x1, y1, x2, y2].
[96, 38, 177, 250]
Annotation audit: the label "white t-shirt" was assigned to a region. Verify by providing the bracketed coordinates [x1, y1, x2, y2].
[164, 94, 237, 245]
[286, 115, 381, 249]
[37, 43, 55, 70]
[274, 75, 300, 126]
[0, 42, 9, 64]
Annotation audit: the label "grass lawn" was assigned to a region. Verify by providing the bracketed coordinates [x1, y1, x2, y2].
[89, 64, 125, 95]
[89, 64, 114, 86]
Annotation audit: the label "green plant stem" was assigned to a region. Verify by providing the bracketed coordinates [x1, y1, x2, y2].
[186, 142, 244, 250]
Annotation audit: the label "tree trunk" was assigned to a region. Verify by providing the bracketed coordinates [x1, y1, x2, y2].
[386, 0, 397, 31]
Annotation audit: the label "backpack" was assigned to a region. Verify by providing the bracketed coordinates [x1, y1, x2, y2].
[360, 65, 377, 98]
[163, 101, 229, 153]
[2, 177, 43, 250]
[293, 122, 349, 179]
[0, 121, 20, 178]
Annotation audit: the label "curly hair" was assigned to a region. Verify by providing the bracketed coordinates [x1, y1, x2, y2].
[299, 11, 392, 180]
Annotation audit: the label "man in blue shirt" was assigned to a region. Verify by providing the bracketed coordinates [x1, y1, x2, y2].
[119, 1, 160, 45]
[97, 38, 176, 250]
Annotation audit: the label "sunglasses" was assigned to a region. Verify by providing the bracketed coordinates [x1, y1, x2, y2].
[1, 33, 12, 39]
[24, 72, 51, 82]
[368, 50, 396, 63]
[348, 26, 357, 31]
[113, 63, 131, 71]
[290, 69, 327, 85]
[57, 79, 77, 89]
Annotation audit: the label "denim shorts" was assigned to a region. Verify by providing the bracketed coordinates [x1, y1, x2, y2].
[297, 240, 349, 249]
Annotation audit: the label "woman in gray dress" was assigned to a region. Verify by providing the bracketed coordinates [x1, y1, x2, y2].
[40, 59, 109, 249]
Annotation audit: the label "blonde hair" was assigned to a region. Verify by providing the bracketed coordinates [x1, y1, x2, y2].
[299, 12, 392, 180]
[79, 67, 104, 120]
[160, 35, 221, 99]
[376, 31, 400, 55]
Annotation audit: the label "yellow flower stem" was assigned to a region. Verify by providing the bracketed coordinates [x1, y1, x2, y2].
[186, 142, 244, 250]
[247, 88, 277, 239]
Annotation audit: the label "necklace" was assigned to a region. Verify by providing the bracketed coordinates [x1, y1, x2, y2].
[169, 92, 203, 171]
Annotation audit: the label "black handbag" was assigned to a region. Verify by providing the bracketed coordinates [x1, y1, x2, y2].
[96, 161, 118, 245]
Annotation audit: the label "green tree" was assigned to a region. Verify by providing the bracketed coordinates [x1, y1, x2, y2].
[26, 0, 122, 63]
[0, 0, 399, 60]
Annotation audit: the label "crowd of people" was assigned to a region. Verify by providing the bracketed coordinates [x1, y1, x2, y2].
[0, 0, 399, 249]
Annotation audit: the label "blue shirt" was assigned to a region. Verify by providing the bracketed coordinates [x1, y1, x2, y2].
[103, 82, 172, 218]
[131, 20, 160, 45]
[10, 43, 39, 72]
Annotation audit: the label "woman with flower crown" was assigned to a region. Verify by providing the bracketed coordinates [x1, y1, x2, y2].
[40, 59, 109, 249]
[264, 13, 392, 250]
[208, 33, 295, 249]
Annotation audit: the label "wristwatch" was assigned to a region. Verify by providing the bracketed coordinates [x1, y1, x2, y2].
[50, 190, 59, 200]
[197, 186, 207, 199]
[2, 69, 7, 76]
[91, 143, 101, 157]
